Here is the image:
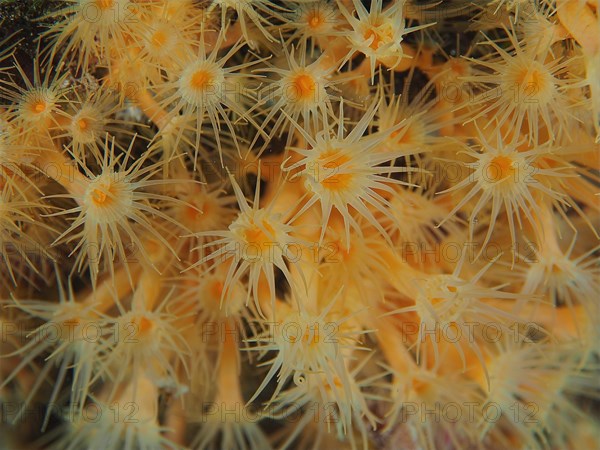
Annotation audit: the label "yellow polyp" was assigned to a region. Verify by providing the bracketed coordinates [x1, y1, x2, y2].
[190, 70, 212, 90]
[430, 286, 457, 306]
[449, 59, 468, 76]
[292, 74, 317, 100]
[318, 150, 353, 190]
[411, 377, 429, 395]
[364, 29, 381, 50]
[133, 316, 154, 337]
[92, 189, 108, 205]
[151, 30, 167, 48]
[302, 325, 320, 346]
[77, 118, 89, 130]
[363, 22, 393, 51]
[243, 219, 276, 247]
[322, 170, 353, 189]
[32, 101, 46, 114]
[487, 155, 515, 182]
[244, 226, 265, 244]
[8, 3, 599, 448]
[518, 68, 544, 89]
[90, 182, 118, 207]
[201, 201, 210, 217]
[307, 12, 324, 29]
[185, 204, 202, 221]
[288, 325, 320, 346]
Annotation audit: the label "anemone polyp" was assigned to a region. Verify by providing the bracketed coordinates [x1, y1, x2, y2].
[84, 172, 134, 222]
[19, 89, 57, 124]
[229, 208, 287, 263]
[2, 1, 599, 449]
[485, 154, 517, 183]
[314, 148, 355, 191]
[179, 59, 223, 95]
[462, 28, 578, 144]
[413, 275, 466, 325]
[70, 110, 101, 144]
[307, 10, 325, 29]
[503, 60, 556, 106]
[290, 73, 318, 102]
[362, 21, 394, 50]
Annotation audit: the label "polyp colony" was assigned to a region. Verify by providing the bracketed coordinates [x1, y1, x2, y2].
[0, 0, 599, 449]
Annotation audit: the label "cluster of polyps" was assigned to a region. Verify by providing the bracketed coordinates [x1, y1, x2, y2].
[0, 0, 598, 449]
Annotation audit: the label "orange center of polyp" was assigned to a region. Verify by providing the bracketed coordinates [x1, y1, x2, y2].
[307, 12, 323, 28]
[151, 30, 167, 48]
[364, 21, 394, 51]
[244, 220, 276, 247]
[518, 68, 542, 87]
[91, 185, 112, 206]
[288, 325, 320, 346]
[32, 101, 46, 114]
[133, 316, 154, 337]
[432, 285, 457, 303]
[449, 59, 467, 76]
[190, 70, 212, 90]
[78, 118, 89, 130]
[318, 150, 353, 191]
[292, 74, 316, 100]
[364, 29, 382, 49]
[487, 155, 515, 182]
[185, 204, 202, 221]
[411, 377, 429, 394]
